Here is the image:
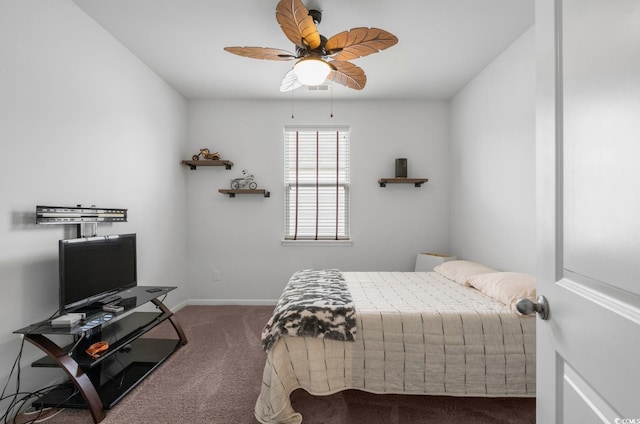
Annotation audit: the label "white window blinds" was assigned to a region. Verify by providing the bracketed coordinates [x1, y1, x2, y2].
[284, 126, 350, 240]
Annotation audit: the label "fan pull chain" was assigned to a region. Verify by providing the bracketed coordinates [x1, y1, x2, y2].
[330, 81, 333, 118]
[291, 87, 295, 119]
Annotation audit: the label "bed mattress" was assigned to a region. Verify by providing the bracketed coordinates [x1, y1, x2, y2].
[255, 271, 536, 424]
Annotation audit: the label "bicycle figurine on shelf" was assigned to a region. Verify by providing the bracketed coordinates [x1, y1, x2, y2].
[230, 170, 258, 190]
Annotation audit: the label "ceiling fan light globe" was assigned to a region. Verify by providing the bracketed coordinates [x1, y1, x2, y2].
[293, 58, 330, 86]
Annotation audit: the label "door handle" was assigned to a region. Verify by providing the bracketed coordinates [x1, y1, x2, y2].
[516, 295, 550, 320]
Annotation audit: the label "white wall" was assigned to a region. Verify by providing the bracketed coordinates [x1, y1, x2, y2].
[0, 0, 188, 396]
[186, 99, 451, 302]
[449, 27, 536, 273]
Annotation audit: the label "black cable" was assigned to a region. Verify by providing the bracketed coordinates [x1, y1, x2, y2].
[157, 293, 168, 305]
[1, 318, 75, 424]
[0, 337, 25, 423]
[5, 389, 49, 423]
[13, 384, 80, 424]
[2, 308, 59, 423]
[104, 322, 126, 390]
[44, 309, 62, 322]
[1, 386, 59, 423]
[23, 309, 63, 332]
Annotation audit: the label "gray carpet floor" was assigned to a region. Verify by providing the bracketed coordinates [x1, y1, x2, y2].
[15, 305, 535, 423]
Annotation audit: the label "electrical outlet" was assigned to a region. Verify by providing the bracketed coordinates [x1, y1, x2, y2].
[213, 270, 221, 281]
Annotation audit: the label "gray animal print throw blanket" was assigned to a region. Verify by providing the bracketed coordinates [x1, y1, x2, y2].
[261, 269, 357, 351]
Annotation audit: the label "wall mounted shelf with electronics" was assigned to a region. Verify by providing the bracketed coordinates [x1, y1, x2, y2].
[379, 158, 428, 187]
[378, 178, 428, 187]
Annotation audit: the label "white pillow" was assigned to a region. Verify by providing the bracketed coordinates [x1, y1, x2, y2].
[465, 272, 537, 315]
[433, 260, 497, 286]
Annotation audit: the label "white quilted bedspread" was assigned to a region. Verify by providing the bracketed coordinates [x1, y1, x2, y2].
[255, 272, 536, 424]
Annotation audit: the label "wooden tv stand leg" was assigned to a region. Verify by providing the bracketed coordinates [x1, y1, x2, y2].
[151, 298, 188, 346]
[24, 334, 106, 424]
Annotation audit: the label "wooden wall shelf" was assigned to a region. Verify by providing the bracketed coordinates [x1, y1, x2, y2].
[181, 159, 233, 170]
[219, 189, 270, 198]
[378, 178, 428, 187]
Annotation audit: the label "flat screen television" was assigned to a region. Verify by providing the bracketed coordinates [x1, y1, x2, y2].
[59, 233, 137, 314]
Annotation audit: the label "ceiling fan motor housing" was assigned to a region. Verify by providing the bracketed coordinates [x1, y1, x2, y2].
[308, 9, 322, 25]
[297, 34, 328, 57]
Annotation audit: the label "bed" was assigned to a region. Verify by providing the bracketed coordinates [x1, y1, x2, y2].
[255, 262, 536, 424]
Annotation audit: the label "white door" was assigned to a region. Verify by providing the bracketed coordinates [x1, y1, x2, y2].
[536, 0, 640, 422]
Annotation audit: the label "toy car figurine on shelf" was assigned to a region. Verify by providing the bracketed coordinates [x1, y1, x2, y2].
[230, 170, 257, 190]
[191, 148, 220, 161]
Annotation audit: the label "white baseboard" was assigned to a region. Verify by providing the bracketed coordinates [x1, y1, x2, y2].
[187, 299, 277, 306]
[170, 299, 189, 312]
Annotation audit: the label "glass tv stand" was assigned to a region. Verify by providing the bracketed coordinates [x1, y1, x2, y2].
[14, 286, 187, 423]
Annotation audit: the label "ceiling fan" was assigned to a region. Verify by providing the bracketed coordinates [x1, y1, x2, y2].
[224, 0, 398, 92]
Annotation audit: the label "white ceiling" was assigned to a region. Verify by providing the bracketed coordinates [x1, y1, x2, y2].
[72, 0, 534, 101]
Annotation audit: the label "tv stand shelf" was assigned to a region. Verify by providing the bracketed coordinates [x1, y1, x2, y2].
[14, 286, 187, 423]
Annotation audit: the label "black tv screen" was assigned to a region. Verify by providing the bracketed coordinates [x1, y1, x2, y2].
[59, 233, 137, 313]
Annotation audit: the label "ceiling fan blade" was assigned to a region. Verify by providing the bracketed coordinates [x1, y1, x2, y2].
[280, 69, 304, 92]
[327, 61, 367, 90]
[325, 27, 398, 61]
[224, 46, 297, 61]
[276, 0, 321, 50]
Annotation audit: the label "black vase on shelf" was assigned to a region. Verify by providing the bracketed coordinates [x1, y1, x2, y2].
[395, 158, 407, 178]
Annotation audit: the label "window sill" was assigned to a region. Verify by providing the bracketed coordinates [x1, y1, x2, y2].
[281, 239, 353, 247]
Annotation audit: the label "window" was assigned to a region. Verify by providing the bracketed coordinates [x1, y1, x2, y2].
[284, 126, 350, 240]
